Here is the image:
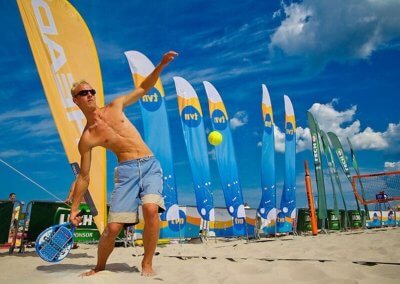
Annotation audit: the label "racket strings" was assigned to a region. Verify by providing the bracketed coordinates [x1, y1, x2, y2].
[39, 227, 73, 261]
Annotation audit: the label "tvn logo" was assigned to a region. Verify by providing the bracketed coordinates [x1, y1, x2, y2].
[181, 106, 202, 127]
[264, 120, 272, 127]
[170, 218, 185, 225]
[142, 92, 159, 103]
[234, 218, 245, 224]
[184, 112, 199, 121]
[141, 88, 162, 111]
[211, 109, 227, 130]
[213, 115, 226, 124]
[286, 128, 295, 135]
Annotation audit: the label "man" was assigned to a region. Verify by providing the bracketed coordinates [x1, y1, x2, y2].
[8, 193, 20, 244]
[69, 51, 178, 276]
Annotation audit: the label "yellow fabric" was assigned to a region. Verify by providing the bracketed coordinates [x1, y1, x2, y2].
[17, 0, 107, 233]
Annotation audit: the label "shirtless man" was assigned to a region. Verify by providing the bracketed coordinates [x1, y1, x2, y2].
[69, 51, 178, 276]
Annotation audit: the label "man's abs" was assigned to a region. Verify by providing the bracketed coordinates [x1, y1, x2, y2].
[88, 112, 153, 162]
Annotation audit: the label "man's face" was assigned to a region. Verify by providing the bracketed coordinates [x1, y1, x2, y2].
[9, 194, 16, 201]
[73, 83, 97, 108]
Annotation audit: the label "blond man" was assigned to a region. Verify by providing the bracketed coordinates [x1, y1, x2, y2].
[69, 51, 178, 276]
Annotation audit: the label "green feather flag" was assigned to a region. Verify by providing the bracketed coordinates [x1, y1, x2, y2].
[307, 112, 327, 220]
[320, 130, 340, 219]
[327, 132, 362, 216]
[347, 137, 370, 219]
[320, 131, 350, 228]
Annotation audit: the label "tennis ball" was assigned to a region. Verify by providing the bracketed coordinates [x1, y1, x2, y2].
[208, 131, 223, 146]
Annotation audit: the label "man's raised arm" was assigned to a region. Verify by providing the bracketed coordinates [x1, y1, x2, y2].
[119, 51, 178, 108]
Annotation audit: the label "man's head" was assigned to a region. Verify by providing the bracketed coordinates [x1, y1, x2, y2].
[9, 193, 16, 202]
[71, 80, 97, 111]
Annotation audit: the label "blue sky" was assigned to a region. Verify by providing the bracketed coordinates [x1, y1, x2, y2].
[1, 0, 399, 210]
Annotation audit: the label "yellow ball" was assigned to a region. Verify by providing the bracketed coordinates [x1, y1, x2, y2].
[208, 131, 223, 146]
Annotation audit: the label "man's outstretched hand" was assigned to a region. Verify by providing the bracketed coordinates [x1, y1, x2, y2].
[161, 51, 178, 66]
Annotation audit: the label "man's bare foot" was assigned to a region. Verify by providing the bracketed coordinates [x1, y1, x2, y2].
[80, 267, 104, 277]
[141, 268, 156, 277]
[141, 264, 156, 277]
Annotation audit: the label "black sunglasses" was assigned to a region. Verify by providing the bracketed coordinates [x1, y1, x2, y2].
[75, 89, 96, 98]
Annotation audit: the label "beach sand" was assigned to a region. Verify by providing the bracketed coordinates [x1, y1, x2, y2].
[0, 227, 399, 283]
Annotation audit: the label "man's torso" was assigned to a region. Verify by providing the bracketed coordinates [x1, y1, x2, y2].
[81, 102, 152, 162]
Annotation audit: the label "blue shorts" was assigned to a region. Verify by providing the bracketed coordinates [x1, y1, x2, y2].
[108, 156, 165, 225]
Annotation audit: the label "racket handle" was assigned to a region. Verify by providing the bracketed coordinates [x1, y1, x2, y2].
[70, 209, 87, 228]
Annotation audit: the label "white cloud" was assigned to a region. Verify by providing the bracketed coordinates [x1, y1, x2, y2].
[263, 100, 399, 154]
[230, 111, 249, 130]
[272, 125, 310, 153]
[0, 147, 62, 159]
[0, 150, 37, 158]
[270, 0, 400, 70]
[309, 100, 399, 152]
[351, 127, 388, 150]
[296, 126, 311, 153]
[0, 103, 50, 122]
[12, 119, 58, 138]
[200, 17, 269, 50]
[383, 122, 400, 152]
[309, 102, 357, 133]
[274, 126, 285, 153]
[384, 161, 400, 171]
[169, 61, 272, 87]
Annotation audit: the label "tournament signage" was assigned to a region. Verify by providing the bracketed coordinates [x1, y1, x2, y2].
[125, 51, 181, 233]
[328, 132, 362, 214]
[17, 0, 107, 233]
[204, 81, 245, 223]
[55, 204, 100, 242]
[307, 112, 328, 220]
[174, 76, 215, 222]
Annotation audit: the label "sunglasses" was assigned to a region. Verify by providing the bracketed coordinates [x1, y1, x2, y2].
[75, 89, 96, 98]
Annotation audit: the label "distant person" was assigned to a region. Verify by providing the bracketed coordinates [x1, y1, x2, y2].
[8, 193, 20, 219]
[255, 214, 262, 239]
[9, 193, 16, 202]
[376, 191, 388, 202]
[387, 208, 395, 226]
[8, 193, 20, 243]
[69, 51, 178, 277]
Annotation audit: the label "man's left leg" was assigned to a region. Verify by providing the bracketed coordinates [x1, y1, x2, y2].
[141, 203, 160, 276]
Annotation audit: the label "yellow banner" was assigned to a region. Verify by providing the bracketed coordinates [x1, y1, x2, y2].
[17, 0, 106, 233]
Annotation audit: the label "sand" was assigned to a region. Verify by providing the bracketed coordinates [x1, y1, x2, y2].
[0, 227, 399, 283]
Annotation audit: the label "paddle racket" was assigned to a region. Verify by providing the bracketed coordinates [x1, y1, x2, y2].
[35, 209, 86, 262]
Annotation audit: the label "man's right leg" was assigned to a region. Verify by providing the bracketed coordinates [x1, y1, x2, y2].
[84, 222, 124, 276]
[141, 203, 160, 276]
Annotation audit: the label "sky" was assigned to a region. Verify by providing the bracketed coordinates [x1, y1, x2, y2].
[1, 0, 399, 211]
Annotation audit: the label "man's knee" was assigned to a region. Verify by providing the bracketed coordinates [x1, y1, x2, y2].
[102, 223, 123, 239]
[142, 203, 160, 221]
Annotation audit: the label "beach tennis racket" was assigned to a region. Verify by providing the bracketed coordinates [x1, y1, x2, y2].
[35, 209, 86, 262]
